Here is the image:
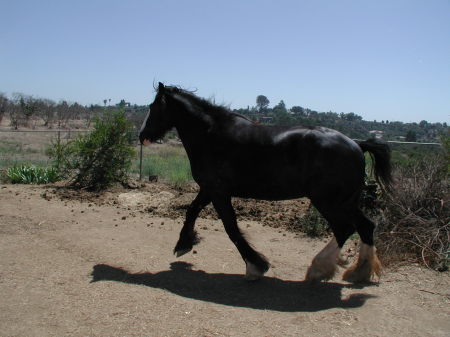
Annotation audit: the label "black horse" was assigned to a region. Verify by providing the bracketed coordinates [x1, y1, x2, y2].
[140, 83, 392, 283]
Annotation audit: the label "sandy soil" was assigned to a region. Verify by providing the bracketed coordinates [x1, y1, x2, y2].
[0, 183, 448, 337]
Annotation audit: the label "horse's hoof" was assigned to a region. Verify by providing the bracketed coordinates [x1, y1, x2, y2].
[342, 263, 371, 283]
[342, 258, 381, 283]
[342, 243, 382, 283]
[304, 263, 337, 283]
[245, 261, 264, 281]
[174, 248, 191, 257]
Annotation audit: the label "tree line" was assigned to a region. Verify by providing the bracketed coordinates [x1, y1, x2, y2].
[236, 94, 447, 142]
[0, 92, 103, 129]
[0, 92, 447, 143]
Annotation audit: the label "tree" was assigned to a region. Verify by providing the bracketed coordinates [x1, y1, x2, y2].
[340, 112, 362, 121]
[405, 130, 417, 142]
[272, 100, 287, 114]
[9, 93, 26, 128]
[272, 100, 291, 125]
[70, 102, 85, 120]
[11, 93, 38, 126]
[256, 95, 269, 113]
[419, 120, 429, 128]
[22, 97, 37, 124]
[290, 106, 305, 115]
[55, 100, 70, 127]
[0, 93, 8, 124]
[118, 99, 127, 108]
[86, 104, 102, 127]
[37, 98, 56, 127]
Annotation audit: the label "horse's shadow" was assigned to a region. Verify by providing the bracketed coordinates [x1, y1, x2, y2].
[91, 262, 376, 312]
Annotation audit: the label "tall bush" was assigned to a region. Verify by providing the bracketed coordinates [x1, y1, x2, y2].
[50, 109, 135, 190]
[375, 155, 449, 271]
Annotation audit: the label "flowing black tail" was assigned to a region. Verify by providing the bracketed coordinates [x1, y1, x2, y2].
[357, 138, 393, 191]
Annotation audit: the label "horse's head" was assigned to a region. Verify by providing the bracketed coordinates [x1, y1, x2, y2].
[139, 82, 175, 144]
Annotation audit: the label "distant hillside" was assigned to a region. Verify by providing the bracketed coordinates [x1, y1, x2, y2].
[232, 104, 447, 142]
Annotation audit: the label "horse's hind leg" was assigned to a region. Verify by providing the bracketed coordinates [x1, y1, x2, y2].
[174, 189, 210, 257]
[305, 218, 355, 283]
[304, 201, 357, 283]
[342, 210, 381, 283]
[212, 196, 269, 281]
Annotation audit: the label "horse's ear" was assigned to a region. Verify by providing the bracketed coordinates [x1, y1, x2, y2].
[158, 82, 165, 93]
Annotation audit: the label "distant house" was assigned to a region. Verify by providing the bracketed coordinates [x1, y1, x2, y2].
[369, 130, 384, 139]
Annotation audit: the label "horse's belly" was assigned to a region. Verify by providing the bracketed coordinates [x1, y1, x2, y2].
[233, 190, 306, 201]
[231, 176, 307, 201]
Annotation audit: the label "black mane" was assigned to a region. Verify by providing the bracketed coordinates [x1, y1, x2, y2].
[165, 86, 254, 124]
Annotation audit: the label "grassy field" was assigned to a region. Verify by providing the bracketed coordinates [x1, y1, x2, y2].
[133, 144, 192, 186]
[0, 130, 89, 168]
[0, 138, 50, 168]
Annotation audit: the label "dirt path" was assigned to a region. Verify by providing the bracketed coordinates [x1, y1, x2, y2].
[0, 184, 448, 337]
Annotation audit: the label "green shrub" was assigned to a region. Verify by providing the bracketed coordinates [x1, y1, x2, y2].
[49, 109, 135, 191]
[298, 205, 329, 237]
[46, 133, 71, 175]
[6, 164, 59, 184]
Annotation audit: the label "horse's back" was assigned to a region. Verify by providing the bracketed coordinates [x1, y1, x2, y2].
[201, 124, 365, 200]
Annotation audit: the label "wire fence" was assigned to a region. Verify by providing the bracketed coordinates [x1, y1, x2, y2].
[0, 129, 444, 181]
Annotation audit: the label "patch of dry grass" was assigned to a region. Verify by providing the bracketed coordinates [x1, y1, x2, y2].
[376, 156, 449, 271]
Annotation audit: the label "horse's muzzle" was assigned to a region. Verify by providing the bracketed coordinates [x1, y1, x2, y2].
[139, 133, 152, 146]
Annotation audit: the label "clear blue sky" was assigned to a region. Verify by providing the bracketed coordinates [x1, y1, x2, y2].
[1, 0, 449, 123]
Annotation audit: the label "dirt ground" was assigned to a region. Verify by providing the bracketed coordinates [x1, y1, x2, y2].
[0, 182, 448, 337]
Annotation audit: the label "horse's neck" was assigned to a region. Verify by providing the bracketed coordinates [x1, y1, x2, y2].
[172, 100, 212, 152]
[170, 93, 244, 152]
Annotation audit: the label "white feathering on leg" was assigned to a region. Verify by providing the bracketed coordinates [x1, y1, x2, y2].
[343, 241, 382, 282]
[305, 237, 341, 282]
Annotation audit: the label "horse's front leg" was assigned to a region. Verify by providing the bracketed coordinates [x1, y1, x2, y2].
[212, 196, 269, 281]
[174, 189, 210, 257]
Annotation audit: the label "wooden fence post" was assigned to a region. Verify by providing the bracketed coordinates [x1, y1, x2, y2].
[139, 143, 143, 180]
